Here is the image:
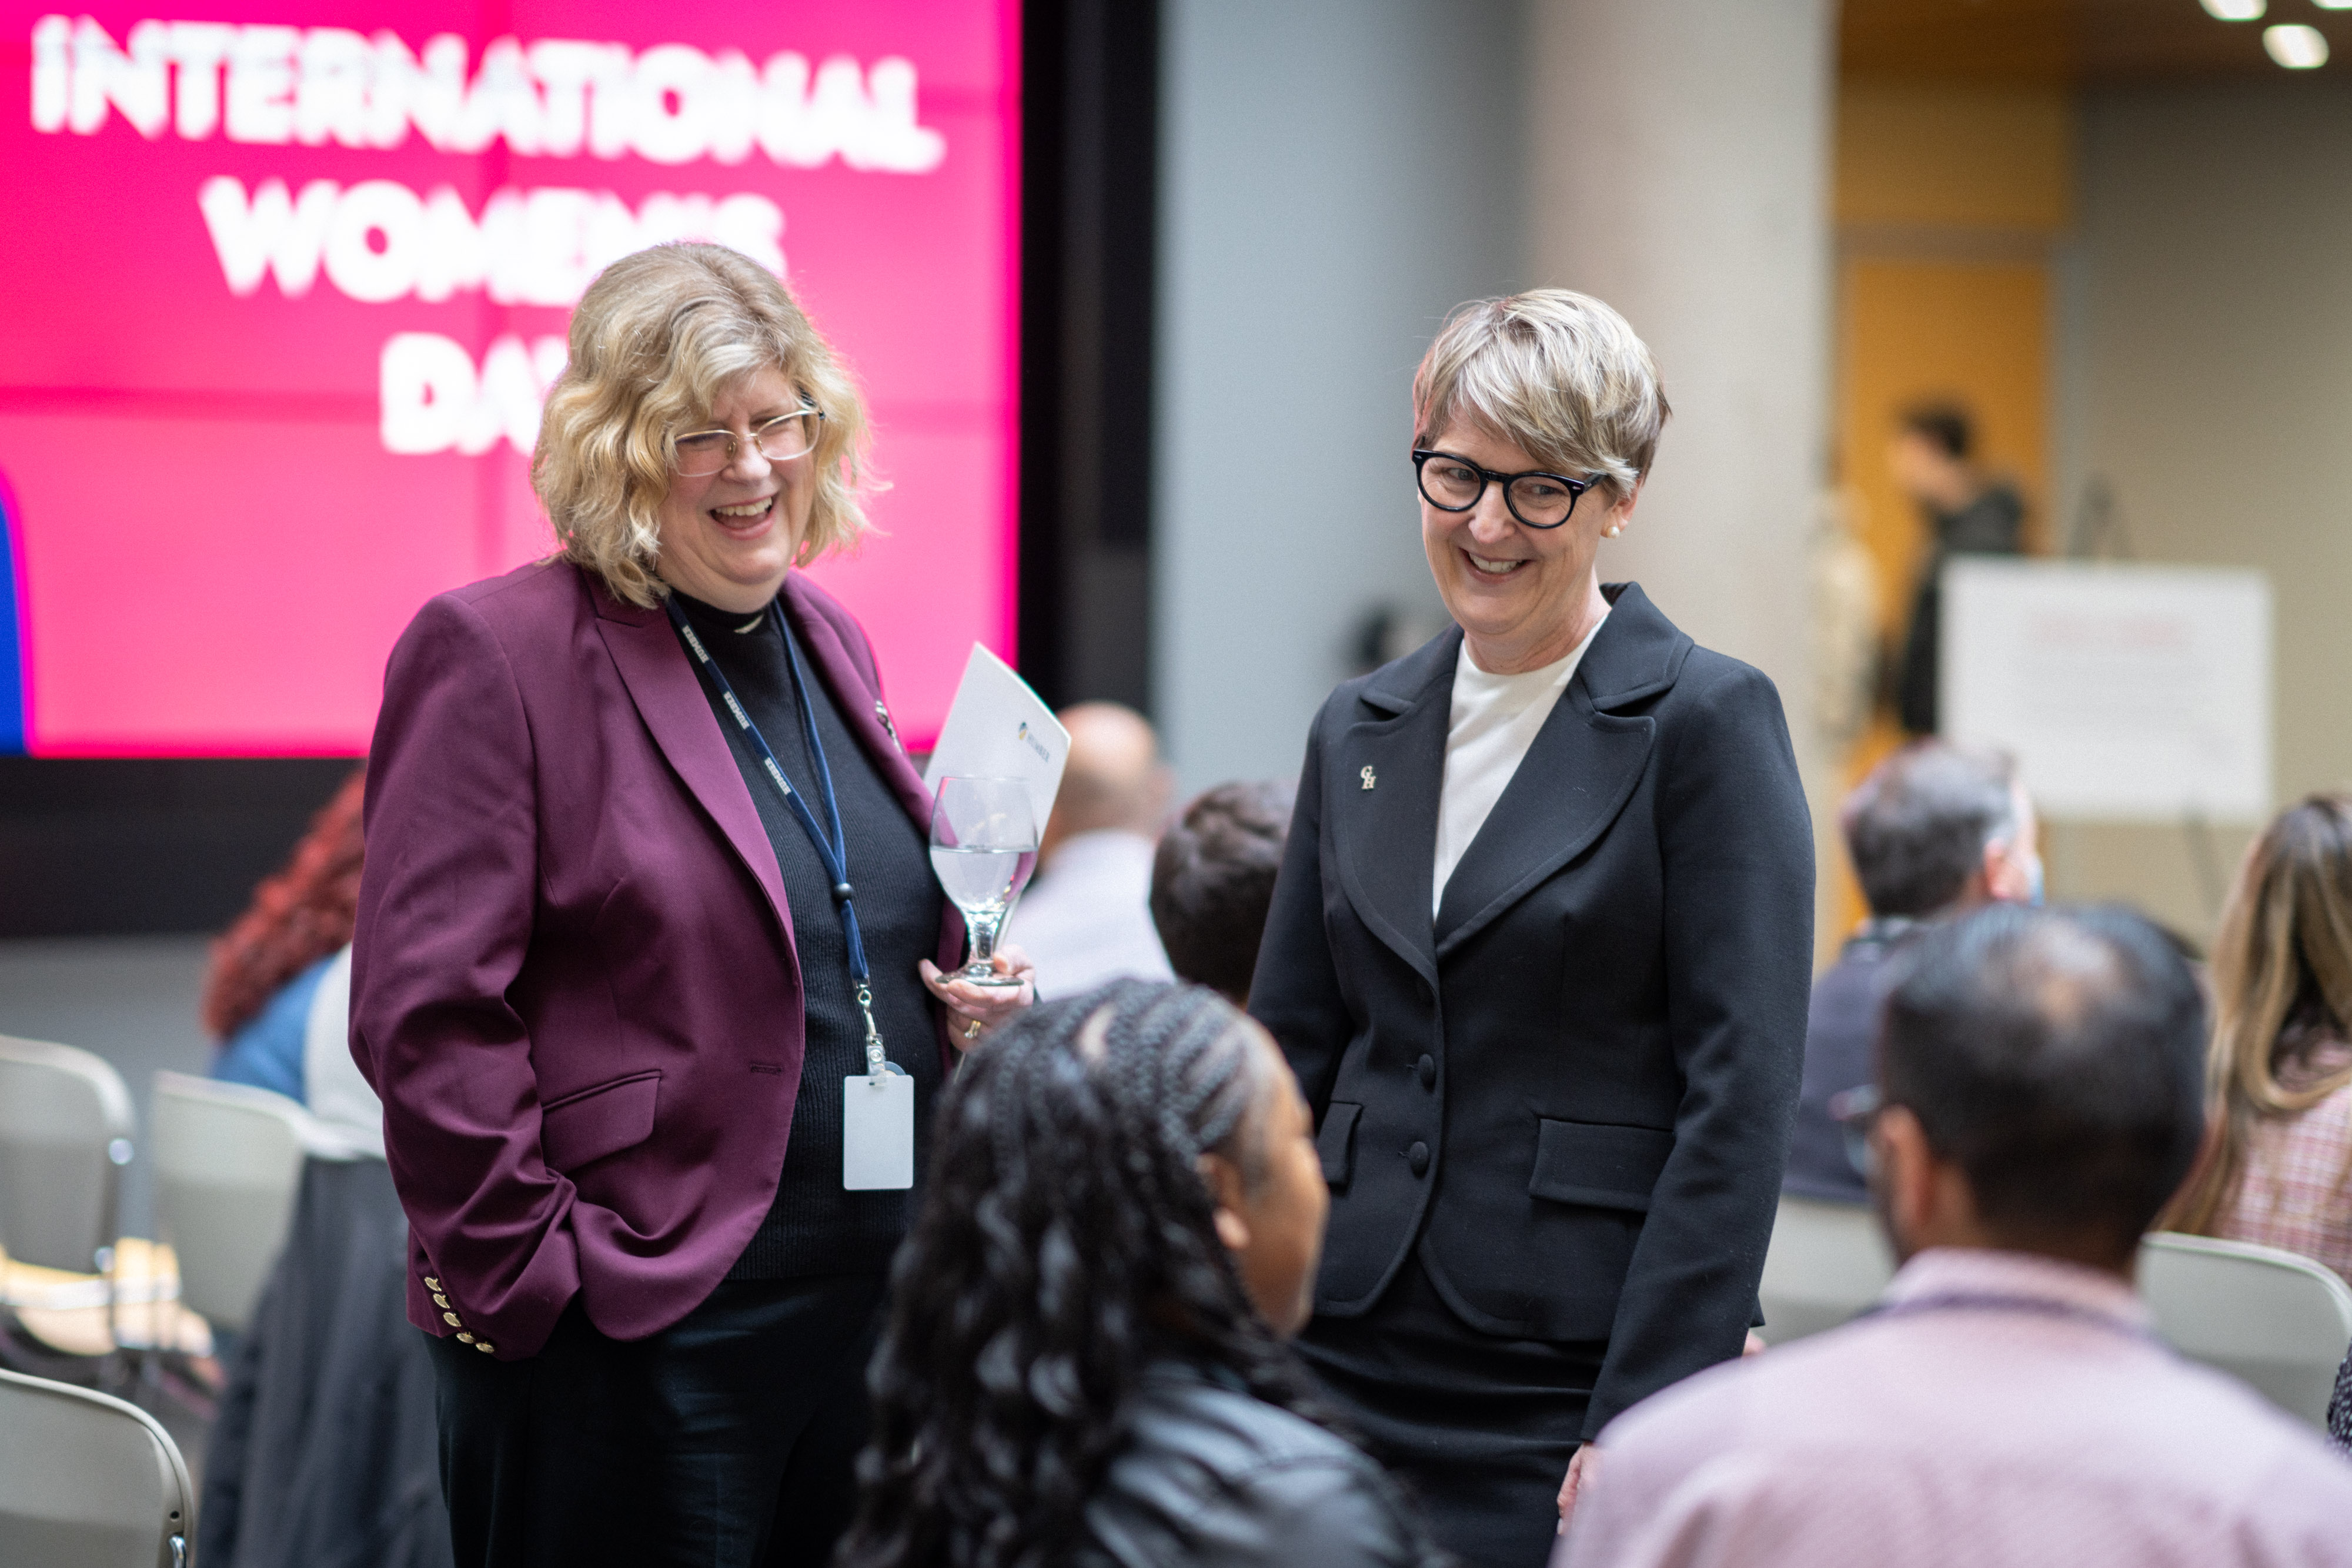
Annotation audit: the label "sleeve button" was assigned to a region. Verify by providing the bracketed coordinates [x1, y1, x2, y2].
[456, 1332, 476, 1344]
[432, 1293, 450, 1308]
[424, 1277, 442, 1291]
[443, 1311, 462, 1326]
[475, 1342, 495, 1354]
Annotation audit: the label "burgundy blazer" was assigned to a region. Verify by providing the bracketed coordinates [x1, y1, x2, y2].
[350, 559, 961, 1359]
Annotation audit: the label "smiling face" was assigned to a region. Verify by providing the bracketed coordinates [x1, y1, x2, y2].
[1419, 420, 1632, 675]
[652, 365, 817, 613]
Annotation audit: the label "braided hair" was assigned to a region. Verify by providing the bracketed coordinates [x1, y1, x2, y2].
[836, 979, 1327, 1568]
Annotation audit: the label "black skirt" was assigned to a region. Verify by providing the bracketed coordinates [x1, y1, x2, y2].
[1295, 1249, 1606, 1568]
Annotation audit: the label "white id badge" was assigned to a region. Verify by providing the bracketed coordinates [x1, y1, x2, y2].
[843, 1071, 915, 1190]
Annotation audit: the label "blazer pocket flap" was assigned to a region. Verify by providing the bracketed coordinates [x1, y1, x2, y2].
[1529, 1118, 1674, 1212]
[1317, 1101, 1363, 1186]
[541, 1071, 661, 1172]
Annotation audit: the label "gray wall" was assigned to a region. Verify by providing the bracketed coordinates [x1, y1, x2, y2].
[1152, 0, 1526, 791]
[2059, 82, 2352, 934]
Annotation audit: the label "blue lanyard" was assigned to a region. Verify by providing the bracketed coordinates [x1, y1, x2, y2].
[665, 596, 888, 1075]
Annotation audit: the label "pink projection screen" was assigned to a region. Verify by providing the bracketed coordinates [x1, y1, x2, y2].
[0, 0, 1019, 755]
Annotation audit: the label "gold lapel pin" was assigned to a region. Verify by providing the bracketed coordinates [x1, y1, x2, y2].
[1361, 766, 1377, 791]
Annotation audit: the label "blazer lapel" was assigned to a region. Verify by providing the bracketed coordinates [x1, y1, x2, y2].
[589, 578, 796, 948]
[1433, 583, 1694, 959]
[780, 575, 934, 839]
[1331, 628, 1458, 985]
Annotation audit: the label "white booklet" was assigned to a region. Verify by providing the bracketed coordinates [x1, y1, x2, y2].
[921, 644, 1068, 839]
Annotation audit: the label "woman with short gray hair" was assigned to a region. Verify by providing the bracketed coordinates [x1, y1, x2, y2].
[1248, 289, 1815, 1566]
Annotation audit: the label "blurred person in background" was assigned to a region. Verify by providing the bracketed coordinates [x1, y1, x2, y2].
[202, 764, 366, 1099]
[2164, 794, 2352, 1285]
[1004, 701, 1175, 998]
[1250, 290, 1814, 1566]
[1561, 905, 2352, 1568]
[836, 980, 1442, 1568]
[353, 243, 1031, 1568]
[1785, 741, 2039, 1205]
[1152, 779, 1296, 1006]
[1888, 402, 2023, 737]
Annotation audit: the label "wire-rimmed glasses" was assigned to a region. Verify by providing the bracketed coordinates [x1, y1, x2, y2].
[669, 407, 826, 477]
[1412, 448, 1599, 530]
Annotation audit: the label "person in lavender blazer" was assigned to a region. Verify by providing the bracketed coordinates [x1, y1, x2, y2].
[350, 244, 1034, 1568]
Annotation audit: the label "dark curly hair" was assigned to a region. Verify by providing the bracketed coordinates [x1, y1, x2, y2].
[836, 979, 1328, 1568]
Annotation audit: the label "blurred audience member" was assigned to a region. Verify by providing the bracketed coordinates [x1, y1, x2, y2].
[1151, 780, 1297, 1006]
[1785, 743, 2037, 1203]
[837, 981, 1439, 1568]
[2164, 795, 2352, 1283]
[2334, 1342, 2352, 1455]
[1561, 905, 2352, 1568]
[1888, 403, 2023, 737]
[201, 781, 453, 1568]
[201, 765, 366, 1099]
[1006, 702, 1175, 997]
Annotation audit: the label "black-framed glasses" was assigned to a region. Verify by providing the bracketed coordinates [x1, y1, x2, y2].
[1412, 448, 1600, 530]
[1829, 1085, 1885, 1179]
[669, 407, 825, 477]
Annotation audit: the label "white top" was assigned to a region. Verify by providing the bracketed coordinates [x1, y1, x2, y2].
[1433, 614, 1606, 915]
[301, 945, 385, 1159]
[1002, 829, 1175, 999]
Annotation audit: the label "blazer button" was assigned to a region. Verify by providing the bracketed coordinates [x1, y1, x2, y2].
[1408, 1141, 1430, 1176]
[432, 1293, 450, 1309]
[1416, 1054, 1436, 1089]
[424, 1276, 442, 1291]
[443, 1311, 462, 1326]
[456, 1332, 476, 1344]
[476, 1342, 496, 1354]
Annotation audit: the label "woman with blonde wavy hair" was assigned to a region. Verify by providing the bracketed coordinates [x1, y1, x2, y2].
[350, 243, 1033, 1568]
[2167, 794, 2352, 1283]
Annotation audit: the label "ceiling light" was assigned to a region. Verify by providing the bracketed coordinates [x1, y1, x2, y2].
[2201, 0, 2264, 18]
[2265, 23, 2330, 65]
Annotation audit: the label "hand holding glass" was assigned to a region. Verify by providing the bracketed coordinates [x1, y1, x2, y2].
[929, 776, 1037, 989]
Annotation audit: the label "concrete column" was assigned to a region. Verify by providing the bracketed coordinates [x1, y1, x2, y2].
[1526, 0, 1841, 954]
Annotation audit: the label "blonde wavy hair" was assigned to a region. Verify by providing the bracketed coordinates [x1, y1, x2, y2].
[535, 243, 871, 607]
[1412, 289, 1670, 502]
[2164, 794, 2352, 1235]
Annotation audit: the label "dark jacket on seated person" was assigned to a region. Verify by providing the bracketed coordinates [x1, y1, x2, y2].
[1080, 1364, 1435, 1568]
[1782, 920, 1912, 1203]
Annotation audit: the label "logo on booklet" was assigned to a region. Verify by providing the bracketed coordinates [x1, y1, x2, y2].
[1015, 721, 1050, 763]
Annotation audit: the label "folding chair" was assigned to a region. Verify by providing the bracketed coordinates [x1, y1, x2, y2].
[0, 1366, 193, 1566]
[0, 1035, 135, 1275]
[1756, 1193, 1896, 1346]
[149, 1072, 339, 1338]
[2139, 1231, 2352, 1429]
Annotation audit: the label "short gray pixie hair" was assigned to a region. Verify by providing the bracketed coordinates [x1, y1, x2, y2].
[536, 243, 870, 607]
[1412, 289, 1669, 500]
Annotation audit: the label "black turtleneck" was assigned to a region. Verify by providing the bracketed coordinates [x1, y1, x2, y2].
[670, 590, 945, 1279]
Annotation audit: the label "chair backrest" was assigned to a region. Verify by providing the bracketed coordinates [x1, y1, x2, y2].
[0, 1368, 193, 1567]
[150, 1071, 318, 1334]
[0, 1035, 134, 1273]
[1756, 1193, 1897, 1346]
[2139, 1231, 2352, 1429]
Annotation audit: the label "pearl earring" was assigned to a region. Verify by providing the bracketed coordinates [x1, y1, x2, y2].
[1605, 524, 1622, 537]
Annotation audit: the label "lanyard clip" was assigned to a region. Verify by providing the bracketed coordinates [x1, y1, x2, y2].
[856, 981, 887, 1080]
